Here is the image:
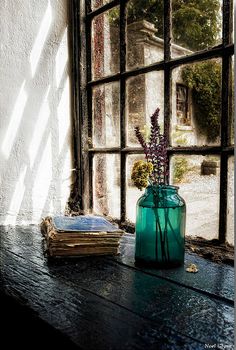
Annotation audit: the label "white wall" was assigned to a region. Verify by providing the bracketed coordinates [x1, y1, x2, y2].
[0, 0, 73, 224]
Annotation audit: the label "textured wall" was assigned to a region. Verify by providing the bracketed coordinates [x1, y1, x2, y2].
[0, 0, 73, 224]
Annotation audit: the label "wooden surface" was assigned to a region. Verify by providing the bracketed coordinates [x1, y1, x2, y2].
[0, 226, 234, 350]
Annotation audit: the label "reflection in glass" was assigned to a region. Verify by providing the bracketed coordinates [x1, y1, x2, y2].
[170, 155, 220, 240]
[92, 7, 120, 80]
[126, 71, 164, 146]
[126, 154, 145, 222]
[172, 0, 222, 58]
[92, 82, 120, 147]
[227, 157, 234, 245]
[171, 59, 222, 147]
[126, 0, 164, 70]
[230, 56, 234, 145]
[91, 0, 111, 11]
[93, 154, 120, 219]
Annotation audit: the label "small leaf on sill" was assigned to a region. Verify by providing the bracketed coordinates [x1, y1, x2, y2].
[186, 263, 198, 273]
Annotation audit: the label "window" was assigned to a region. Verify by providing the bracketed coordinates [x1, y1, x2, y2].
[71, 0, 234, 244]
[176, 84, 189, 126]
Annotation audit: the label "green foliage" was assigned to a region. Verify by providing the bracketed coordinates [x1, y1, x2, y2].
[173, 157, 189, 183]
[125, 0, 220, 51]
[172, 0, 220, 51]
[182, 60, 221, 142]
[108, 7, 120, 23]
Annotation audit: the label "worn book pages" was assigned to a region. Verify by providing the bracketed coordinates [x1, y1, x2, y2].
[41, 215, 124, 258]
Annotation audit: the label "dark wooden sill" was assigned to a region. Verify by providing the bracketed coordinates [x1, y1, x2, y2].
[0, 225, 234, 350]
[185, 237, 234, 266]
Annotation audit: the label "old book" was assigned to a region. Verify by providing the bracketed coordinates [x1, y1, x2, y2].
[47, 246, 119, 257]
[41, 215, 124, 257]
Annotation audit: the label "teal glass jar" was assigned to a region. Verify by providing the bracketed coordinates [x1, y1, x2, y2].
[135, 185, 186, 267]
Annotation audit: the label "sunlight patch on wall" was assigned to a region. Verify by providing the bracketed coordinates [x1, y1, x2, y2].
[56, 26, 68, 88]
[32, 134, 52, 221]
[30, 0, 52, 77]
[29, 86, 50, 167]
[4, 165, 27, 225]
[1, 80, 27, 159]
[57, 77, 70, 153]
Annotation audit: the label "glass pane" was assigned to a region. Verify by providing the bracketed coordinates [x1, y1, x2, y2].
[126, 71, 164, 146]
[227, 156, 234, 245]
[126, 0, 164, 70]
[171, 0, 222, 58]
[126, 154, 146, 222]
[230, 56, 234, 145]
[92, 82, 120, 147]
[170, 155, 220, 240]
[91, 0, 112, 11]
[92, 7, 120, 80]
[232, 2, 234, 43]
[171, 59, 222, 146]
[93, 154, 120, 219]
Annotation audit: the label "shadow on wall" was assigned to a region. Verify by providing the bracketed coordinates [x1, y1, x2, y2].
[0, 0, 73, 225]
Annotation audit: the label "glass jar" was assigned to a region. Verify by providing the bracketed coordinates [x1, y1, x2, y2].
[135, 185, 186, 267]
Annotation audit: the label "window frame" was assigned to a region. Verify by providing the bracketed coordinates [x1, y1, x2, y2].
[71, 0, 234, 243]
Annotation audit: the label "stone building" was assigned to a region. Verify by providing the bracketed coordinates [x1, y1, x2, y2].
[94, 19, 206, 150]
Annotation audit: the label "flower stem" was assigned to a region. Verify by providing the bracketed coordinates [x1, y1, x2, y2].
[164, 207, 170, 262]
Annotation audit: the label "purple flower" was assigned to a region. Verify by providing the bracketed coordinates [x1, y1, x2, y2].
[135, 108, 169, 185]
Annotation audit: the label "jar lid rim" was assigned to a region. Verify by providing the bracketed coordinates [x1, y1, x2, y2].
[147, 184, 179, 190]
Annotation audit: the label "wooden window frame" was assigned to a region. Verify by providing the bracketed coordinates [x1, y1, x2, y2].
[70, 0, 234, 243]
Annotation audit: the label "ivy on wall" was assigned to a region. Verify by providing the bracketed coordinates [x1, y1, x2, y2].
[182, 61, 221, 142]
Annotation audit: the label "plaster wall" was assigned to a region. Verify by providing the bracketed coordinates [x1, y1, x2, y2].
[0, 0, 73, 224]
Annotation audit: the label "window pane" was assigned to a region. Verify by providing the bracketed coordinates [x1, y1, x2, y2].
[91, 0, 112, 11]
[126, 0, 164, 70]
[92, 7, 120, 80]
[171, 0, 222, 58]
[232, 2, 234, 43]
[92, 82, 120, 147]
[93, 154, 120, 219]
[227, 156, 234, 245]
[230, 56, 234, 145]
[126, 154, 145, 222]
[170, 155, 220, 240]
[171, 59, 222, 147]
[126, 71, 164, 146]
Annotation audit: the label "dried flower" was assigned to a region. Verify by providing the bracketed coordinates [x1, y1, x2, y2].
[131, 160, 153, 191]
[133, 107, 169, 188]
[186, 263, 199, 273]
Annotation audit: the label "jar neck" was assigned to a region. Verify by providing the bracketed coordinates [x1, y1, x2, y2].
[145, 184, 179, 195]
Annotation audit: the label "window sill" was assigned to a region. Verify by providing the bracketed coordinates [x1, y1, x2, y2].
[185, 236, 234, 266]
[0, 225, 234, 349]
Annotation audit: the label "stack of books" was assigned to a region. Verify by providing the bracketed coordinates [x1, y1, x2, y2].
[41, 215, 124, 257]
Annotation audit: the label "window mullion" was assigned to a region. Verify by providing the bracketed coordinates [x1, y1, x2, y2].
[164, 0, 171, 62]
[164, 0, 171, 183]
[120, 1, 126, 222]
[69, 0, 83, 210]
[223, 0, 233, 45]
[85, 0, 93, 211]
[218, 0, 233, 242]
